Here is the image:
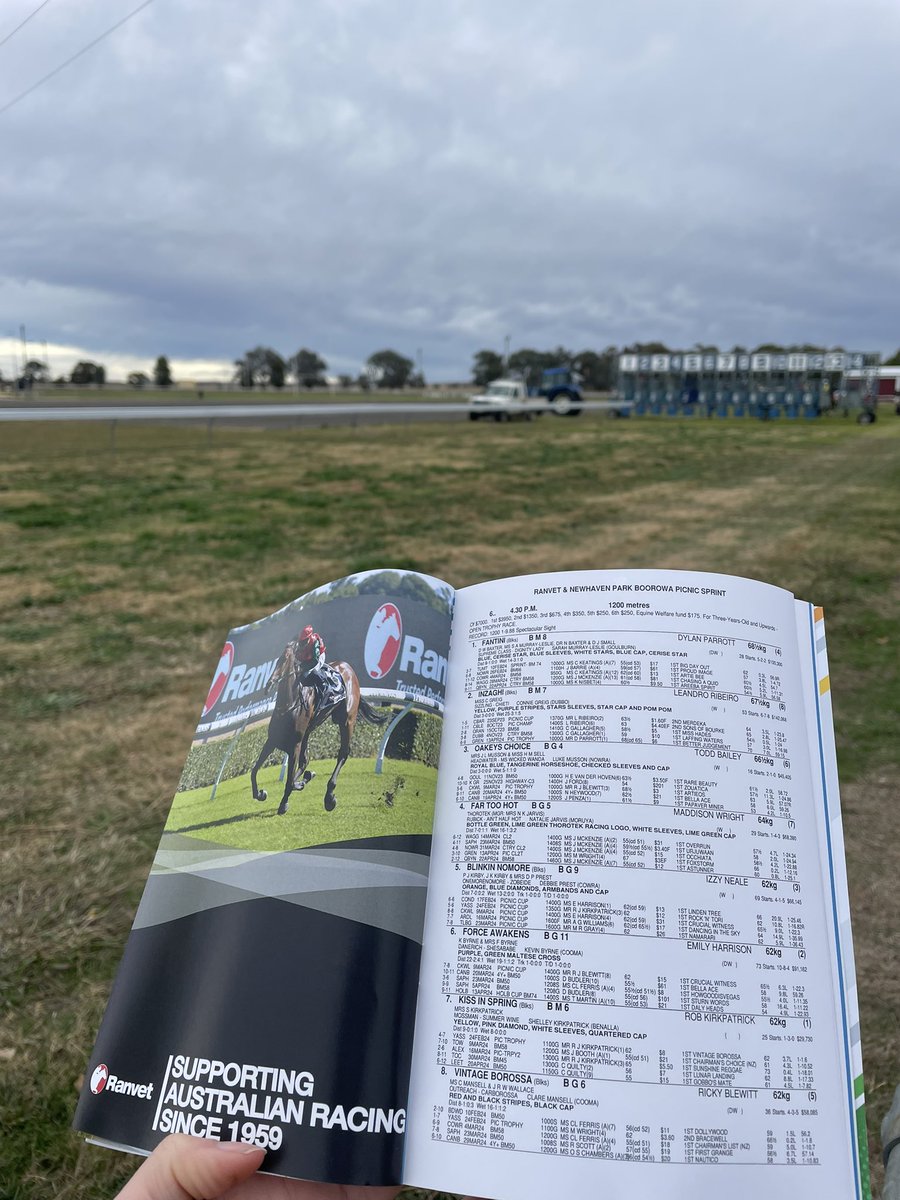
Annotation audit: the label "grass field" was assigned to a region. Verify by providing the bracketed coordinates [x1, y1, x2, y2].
[167, 758, 438, 853]
[1, 412, 898, 1198]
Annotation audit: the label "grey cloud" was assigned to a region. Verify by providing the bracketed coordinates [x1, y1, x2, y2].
[1, 0, 899, 378]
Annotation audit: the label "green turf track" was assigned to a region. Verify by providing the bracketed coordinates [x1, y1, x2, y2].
[164, 757, 438, 852]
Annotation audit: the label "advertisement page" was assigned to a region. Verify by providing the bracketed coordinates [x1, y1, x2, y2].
[76, 569, 453, 1186]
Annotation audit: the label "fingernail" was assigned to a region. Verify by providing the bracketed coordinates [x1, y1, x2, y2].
[215, 1141, 265, 1155]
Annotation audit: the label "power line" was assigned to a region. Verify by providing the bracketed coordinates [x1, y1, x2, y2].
[0, 0, 155, 119]
[0, 0, 53, 50]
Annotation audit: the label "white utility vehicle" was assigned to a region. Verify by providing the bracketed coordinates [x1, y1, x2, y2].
[468, 378, 539, 421]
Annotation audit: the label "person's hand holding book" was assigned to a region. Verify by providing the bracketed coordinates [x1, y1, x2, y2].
[115, 1133, 489, 1200]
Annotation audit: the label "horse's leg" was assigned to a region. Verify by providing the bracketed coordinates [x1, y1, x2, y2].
[277, 742, 302, 816]
[324, 715, 352, 812]
[291, 724, 316, 788]
[250, 738, 275, 802]
[289, 694, 316, 789]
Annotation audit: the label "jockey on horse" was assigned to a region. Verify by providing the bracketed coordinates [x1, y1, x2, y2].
[294, 624, 344, 713]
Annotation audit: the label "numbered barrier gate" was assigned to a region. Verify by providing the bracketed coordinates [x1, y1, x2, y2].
[617, 352, 881, 422]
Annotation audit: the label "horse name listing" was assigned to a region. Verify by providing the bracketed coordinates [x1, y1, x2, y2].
[403, 571, 864, 1200]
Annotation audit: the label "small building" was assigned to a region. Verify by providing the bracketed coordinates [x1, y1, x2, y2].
[876, 367, 900, 398]
[845, 367, 900, 398]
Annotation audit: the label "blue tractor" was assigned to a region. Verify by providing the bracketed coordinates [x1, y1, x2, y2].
[535, 366, 583, 416]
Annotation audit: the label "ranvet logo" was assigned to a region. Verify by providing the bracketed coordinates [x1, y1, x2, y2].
[365, 604, 402, 679]
[90, 1064, 109, 1094]
[202, 641, 235, 714]
[88, 1066, 155, 1099]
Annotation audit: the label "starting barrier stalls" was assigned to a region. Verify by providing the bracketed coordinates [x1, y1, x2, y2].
[618, 352, 879, 419]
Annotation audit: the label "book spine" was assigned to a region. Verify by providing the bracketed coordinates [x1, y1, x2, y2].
[807, 604, 869, 1200]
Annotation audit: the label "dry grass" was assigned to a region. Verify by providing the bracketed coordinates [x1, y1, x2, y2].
[1, 413, 898, 1197]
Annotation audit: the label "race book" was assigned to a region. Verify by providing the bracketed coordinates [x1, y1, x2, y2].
[75, 568, 869, 1200]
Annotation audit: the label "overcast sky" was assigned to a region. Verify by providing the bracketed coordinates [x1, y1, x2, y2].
[1, 0, 899, 382]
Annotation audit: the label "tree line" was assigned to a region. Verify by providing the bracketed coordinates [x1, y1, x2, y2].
[5, 349, 425, 390]
[7, 356, 173, 389]
[6, 340, 899, 392]
[231, 347, 423, 390]
[472, 346, 619, 390]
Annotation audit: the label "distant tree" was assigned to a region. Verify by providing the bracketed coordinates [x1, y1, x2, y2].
[356, 570, 453, 614]
[408, 371, 425, 390]
[303, 570, 454, 616]
[234, 347, 286, 389]
[71, 361, 105, 385]
[23, 359, 49, 383]
[127, 371, 150, 388]
[338, 374, 354, 388]
[573, 349, 618, 392]
[53, 376, 66, 387]
[753, 343, 786, 353]
[622, 342, 671, 354]
[549, 345, 576, 367]
[507, 347, 572, 388]
[153, 356, 173, 387]
[366, 349, 414, 389]
[601, 345, 619, 387]
[289, 348, 327, 388]
[506, 349, 539, 384]
[472, 350, 504, 387]
[267, 353, 285, 388]
[884, 348, 900, 366]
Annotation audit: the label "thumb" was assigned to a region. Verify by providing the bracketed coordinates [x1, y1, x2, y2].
[118, 1135, 266, 1200]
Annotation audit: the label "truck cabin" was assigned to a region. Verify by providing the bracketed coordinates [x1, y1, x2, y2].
[540, 366, 580, 392]
[485, 380, 524, 400]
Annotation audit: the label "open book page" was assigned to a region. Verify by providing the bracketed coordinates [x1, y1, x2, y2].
[75, 570, 454, 1186]
[404, 570, 862, 1200]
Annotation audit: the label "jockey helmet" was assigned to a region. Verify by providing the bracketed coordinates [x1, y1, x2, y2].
[299, 624, 316, 644]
